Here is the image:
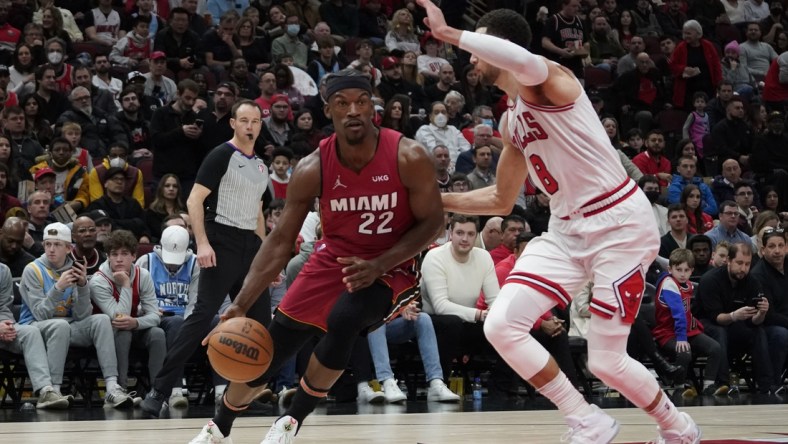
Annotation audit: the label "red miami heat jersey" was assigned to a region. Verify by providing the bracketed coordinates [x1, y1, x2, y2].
[506, 77, 628, 218]
[318, 127, 415, 260]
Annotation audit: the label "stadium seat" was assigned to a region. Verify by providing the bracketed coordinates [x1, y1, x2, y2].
[583, 66, 614, 91]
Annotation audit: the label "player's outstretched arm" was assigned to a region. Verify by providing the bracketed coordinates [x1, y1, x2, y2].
[371, 139, 444, 273]
[227, 151, 321, 315]
[443, 112, 527, 215]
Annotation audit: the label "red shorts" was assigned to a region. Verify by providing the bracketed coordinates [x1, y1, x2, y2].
[277, 246, 419, 331]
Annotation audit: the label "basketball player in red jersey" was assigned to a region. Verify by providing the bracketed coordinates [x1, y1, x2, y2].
[188, 69, 444, 444]
[418, 2, 700, 443]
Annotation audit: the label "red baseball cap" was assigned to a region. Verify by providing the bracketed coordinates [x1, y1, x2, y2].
[34, 167, 55, 181]
[381, 56, 400, 70]
[150, 51, 167, 60]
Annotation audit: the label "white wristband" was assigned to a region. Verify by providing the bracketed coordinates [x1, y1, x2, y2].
[730, 311, 737, 322]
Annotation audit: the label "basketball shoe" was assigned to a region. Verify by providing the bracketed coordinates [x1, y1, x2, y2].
[653, 412, 701, 444]
[382, 379, 407, 403]
[561, 405, 619, 443]
[261, 415, 298, 444]
[189, 420, 233, 444]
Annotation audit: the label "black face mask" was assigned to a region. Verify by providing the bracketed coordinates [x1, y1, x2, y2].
[645, 190, 660, 204]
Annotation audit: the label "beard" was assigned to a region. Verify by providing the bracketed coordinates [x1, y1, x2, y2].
[79, 105, 93, 116]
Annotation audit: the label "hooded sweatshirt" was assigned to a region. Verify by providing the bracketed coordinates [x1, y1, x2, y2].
[89, 259, 160, 330]
[19, 254, 91, 324]
[110, 30, 152, 67]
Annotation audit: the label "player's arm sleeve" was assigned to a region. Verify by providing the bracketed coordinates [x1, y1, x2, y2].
[195, 145, 231, 192]
[659, 280, 688, 341]
[458, 31, 549, 86]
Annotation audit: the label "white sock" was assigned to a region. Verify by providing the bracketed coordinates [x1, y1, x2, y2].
[215, 384, 227, 398]
[538, 373, 593, 418]
[171, 387, 182, 396]
[105, 377, 119, 393]
[647, 392, 687, 432]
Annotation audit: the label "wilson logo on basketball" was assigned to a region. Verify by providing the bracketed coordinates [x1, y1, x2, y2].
[217, 335, 261, 360]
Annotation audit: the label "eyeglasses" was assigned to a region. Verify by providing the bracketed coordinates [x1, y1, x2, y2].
[762, 227, 786, 243]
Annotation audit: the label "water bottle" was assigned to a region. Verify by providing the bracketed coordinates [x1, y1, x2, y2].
[472, 377, 482, 401]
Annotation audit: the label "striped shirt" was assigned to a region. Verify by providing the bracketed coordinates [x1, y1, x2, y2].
[195, 142, 268, 231]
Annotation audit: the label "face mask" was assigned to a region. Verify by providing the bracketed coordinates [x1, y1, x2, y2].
[434, 114, 448, 128]
[286, 24, 300, 36]
[645, 190, 660, 204]
[47, 51, 63, 64]
[109, 157, 126, 168]
[481, 118, 494, 128]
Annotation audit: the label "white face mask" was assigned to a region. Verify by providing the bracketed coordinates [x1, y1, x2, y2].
[47, 51, 63, 64]
[109, 157, 126, 168]
[434, 114, 448, 128]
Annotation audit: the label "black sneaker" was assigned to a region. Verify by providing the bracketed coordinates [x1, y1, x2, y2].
[140, 389, 166, 418]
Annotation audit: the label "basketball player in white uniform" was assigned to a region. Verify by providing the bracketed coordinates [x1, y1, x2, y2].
[417, 2, 700, 443]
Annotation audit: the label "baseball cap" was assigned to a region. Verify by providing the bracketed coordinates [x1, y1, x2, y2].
[105, 167, 125, 181]
[150, 51, 167, 60]
[271, 94, 290, 105]
[43, 222, 72, 243]
[381, 56, 400, 70]
[34, 167, 56, 181]
[160, 226, 189, 265]
[127, 71, 145, 82]
[87, 209, 111, 225]
[0, 65, 9, 74]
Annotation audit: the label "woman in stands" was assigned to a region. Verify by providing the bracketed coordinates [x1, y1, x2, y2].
[458, 65, 492, 115]
[385, 8, 420, 54]
[21, 94, 53, 149]
[291, 109, 323, 151]
[8, 44, 37, 97]
[235, 16, 270, 74]
[381, 94, 415, 138]
[400, 51, 423, 86]
[682, 184, 715, 234]
[145, 174, 186, 242]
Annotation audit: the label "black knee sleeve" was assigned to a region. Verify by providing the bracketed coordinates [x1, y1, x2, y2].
[247, 318, 316, 387]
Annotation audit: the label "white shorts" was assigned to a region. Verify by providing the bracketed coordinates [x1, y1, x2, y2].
[505, 179, 659, 324]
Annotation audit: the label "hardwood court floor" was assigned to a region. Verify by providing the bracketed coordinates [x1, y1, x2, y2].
[2, 404, 788, 443]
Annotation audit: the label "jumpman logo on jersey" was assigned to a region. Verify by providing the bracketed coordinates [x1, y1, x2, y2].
[333, 175, 347, 190]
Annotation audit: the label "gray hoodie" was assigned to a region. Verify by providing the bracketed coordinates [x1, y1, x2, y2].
[20, 255, 91, 323]
[89, 260, 160, 330]
[0, 263, 15, 322]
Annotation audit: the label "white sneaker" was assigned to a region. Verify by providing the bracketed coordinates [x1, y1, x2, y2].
[189, 420, 233, 444]
[36, 387, 69, 409]
[260, 415, 298, 444]
[655, 412, 702, 444]
[427, 380, 460, 403]
[357, 383, 385, 404]
[169, 392, 189, 408]
[562, 405, 620, 444]
[104, 387, 134, 409]
[382, 379, 407, 403]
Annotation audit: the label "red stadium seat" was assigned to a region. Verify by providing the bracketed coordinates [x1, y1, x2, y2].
[583, 66, 613, 91]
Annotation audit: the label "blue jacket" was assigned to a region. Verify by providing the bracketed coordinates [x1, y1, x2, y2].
[667, 175, 718, 216]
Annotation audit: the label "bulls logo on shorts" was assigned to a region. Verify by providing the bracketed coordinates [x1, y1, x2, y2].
[612, 266, 646, 324]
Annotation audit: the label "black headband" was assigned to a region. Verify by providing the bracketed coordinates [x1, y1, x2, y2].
[324, 76, 373, 101]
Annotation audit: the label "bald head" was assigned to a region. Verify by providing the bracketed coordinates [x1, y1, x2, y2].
[0, 216, 27, 257]
[636, 52, 653, 72]
[482, 216, 503, 251]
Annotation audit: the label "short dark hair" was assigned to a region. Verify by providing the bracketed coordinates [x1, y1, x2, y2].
[449, 214, 479, 231]
[728, 241, 753, 260]
[733, 181, 752, 194]
[132, 14, 152, 26]
[107, 141, 129, 153]
[49, 137, 73, 151]
[646, 129, 664, 139]
[177, 79, 200, 95]
[688, 234, 712, 249]
[515, 232, 537, 247]
[103, 229, 138, 255]
[271, 147, 294, 161]
[476, 8, 532, 48]
[667, 203, 686, 216]
[169, 7, 189, 19]
[638, 174, 659, 189]
[692, 91, 708, 102]
[720, 200, 738, 213]
[501, 214, 526, 232]
[231, 99, 262, 119]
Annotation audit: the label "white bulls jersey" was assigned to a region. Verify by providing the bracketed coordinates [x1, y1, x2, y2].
[506, 86, 629, 219]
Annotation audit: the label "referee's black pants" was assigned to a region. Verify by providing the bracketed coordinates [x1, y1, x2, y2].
[153, 222, 271, 394]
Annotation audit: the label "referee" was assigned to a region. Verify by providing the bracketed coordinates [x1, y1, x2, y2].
[141, 99, 272, 417]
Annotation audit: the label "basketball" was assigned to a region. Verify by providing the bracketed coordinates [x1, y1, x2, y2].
[207, 317, 273, 383]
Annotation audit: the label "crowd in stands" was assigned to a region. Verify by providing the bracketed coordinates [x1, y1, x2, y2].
[0, 0, 787, 411]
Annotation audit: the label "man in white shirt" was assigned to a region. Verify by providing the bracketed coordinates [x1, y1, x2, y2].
[421, 214, 499, 381]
